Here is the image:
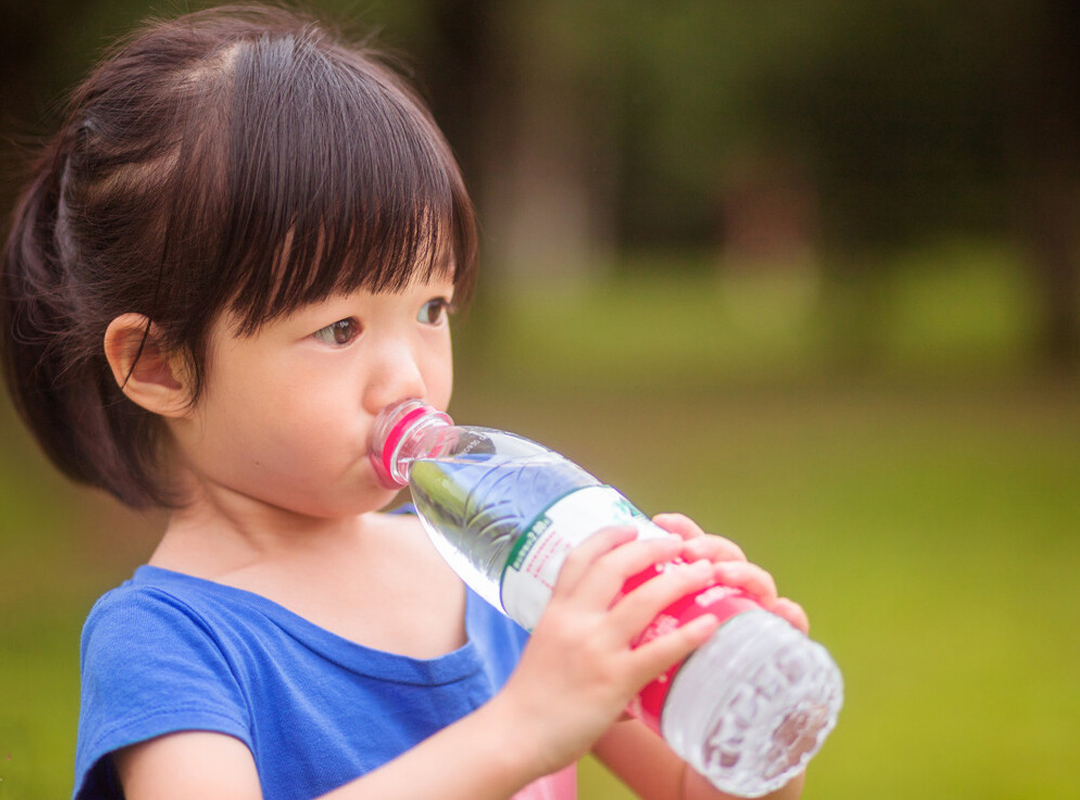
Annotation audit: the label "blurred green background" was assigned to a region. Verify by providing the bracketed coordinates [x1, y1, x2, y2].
[1, 1, 1078, 798]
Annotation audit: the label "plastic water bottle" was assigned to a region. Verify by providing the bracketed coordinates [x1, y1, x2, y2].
[370, 399, 843, 797]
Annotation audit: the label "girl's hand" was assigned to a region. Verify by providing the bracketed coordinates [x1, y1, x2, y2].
[493, 526, 724, 779]
[652, 512, 810, 635]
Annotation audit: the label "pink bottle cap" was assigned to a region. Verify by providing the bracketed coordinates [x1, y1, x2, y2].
[370, 399, 452, 488]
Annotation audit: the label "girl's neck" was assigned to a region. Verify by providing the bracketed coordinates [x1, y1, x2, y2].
[149, 476, 375, 581]
[145, 485, 469, 659]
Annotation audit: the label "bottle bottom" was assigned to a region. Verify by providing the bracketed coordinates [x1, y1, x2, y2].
[660, 610, 843, 798]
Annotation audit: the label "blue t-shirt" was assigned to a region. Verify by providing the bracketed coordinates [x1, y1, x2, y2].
[74, 564, 531, 799]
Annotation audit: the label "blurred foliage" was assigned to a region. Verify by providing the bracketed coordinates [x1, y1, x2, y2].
[3, 0, 1077, 364]
[0, 0, 1065, 239]
[4, 2, 1075, 336]
[457, 239, 1035, 389]
[3, 257, 1078, 799]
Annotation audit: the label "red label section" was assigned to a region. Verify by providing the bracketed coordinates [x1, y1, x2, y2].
[621, 562, 762, 734]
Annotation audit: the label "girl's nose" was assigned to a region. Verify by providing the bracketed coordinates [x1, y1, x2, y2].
[363, 338, 427, 415]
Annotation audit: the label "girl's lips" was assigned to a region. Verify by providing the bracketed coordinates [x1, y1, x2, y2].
[369, 450, 403, 491]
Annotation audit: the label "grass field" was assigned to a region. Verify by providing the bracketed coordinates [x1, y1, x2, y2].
[453, 381, 1080, 800]
[2, 244, 1078, 798]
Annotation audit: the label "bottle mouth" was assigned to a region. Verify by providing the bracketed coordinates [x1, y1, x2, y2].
[370, 399, 453, 488]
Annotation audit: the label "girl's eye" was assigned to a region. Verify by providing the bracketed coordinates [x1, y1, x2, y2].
[418, 298, 452, 326]
[313, 317, 362, 346]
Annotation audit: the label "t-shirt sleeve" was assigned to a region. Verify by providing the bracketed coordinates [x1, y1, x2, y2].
[73, 587, 251, 799]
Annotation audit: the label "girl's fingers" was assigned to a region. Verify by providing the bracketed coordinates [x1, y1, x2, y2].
[626, 612, 721, 686]
[553, 526, 639, 594]
[651, 512, 705, 540]
[712, 560, 778, 606]
[606, 558, 718, 638]
[772, 597, 810, 634]
[554, 527, 682, 607]
[652, 513, 747, 563]
[554, 520, 806, 640]
[680, 533, 746, 564]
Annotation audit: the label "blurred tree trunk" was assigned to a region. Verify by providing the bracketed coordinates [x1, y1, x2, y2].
[1004, 1, 1080, 371]
[418, 0, 501, 214]
[0, 4, 64, 191]
[0, 0, 118, 197]
[422, 1, 614, 284]
[482, 6, 615, 283]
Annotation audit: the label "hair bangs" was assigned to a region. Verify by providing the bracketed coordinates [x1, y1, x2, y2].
[219, 30, 476, 335]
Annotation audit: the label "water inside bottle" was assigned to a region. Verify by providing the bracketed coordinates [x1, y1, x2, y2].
[407, 453, 599, 610]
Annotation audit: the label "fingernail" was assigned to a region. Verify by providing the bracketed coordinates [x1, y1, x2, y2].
[692, 613, 721, 632]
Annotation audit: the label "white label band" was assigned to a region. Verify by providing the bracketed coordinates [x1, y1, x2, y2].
[500, 485, 666, 630]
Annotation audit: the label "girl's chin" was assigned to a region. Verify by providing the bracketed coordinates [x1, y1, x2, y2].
[375, 487, 410, 512]
[276, 477, 404, 519]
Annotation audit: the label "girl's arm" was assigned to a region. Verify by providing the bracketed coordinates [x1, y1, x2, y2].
[115, 695, 558, 800]
[116, 528, 724, 800]
[118, 716, 807, 800]
[593, 718, 805, 800]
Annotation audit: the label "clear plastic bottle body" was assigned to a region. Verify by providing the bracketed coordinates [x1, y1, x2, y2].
[405, 432, 601, 611]
[371, 400, 843, 797]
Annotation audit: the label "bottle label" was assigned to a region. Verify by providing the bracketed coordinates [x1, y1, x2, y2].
[500, 485, 664, 630]
[625, 576, 761, 734]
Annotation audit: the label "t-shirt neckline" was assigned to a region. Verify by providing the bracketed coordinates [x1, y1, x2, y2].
[130, 563, 488, 686]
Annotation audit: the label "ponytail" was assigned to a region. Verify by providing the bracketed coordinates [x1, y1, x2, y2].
[2, 134, 169, 508]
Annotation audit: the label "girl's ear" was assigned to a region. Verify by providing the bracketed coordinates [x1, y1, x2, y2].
[103, 313, 193, 418]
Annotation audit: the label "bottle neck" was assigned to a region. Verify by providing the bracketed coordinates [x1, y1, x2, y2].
[389, 414, 452, 483]
[372, 400, 453, 488]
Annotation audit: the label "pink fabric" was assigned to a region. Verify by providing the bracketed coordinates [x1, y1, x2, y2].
[511, 764, 577, 800]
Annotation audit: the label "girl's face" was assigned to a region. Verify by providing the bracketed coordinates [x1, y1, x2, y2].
[170, 275, 455, 519]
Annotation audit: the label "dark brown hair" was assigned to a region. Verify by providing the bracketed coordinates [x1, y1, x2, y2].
[0, 3, 477, 508]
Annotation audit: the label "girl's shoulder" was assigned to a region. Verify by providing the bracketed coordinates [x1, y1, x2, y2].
[366, 506, 440, 566]
[81, 566, 276, 647]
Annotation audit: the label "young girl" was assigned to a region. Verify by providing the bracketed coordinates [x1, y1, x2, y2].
[1, 5, 811, 799]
